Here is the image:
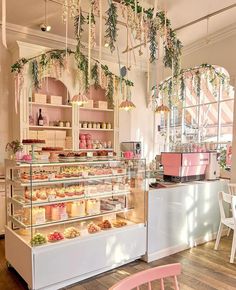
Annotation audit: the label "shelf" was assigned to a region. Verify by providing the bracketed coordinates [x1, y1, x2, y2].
[9, 208, 133, 229]
[80, 107, 114, 112]
[79, 128, 113, 132]
[78, 148, 113, 152]
[29, 102, 72, 109]
[9, 190, 130, 208]
[29, 125, 72, 130]
[10, 159, 124, 168]
[12, 173, 128, 187]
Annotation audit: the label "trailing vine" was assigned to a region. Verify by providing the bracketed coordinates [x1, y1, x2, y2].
[11, 48, 134, 104]
[154, 63, 230, 108]
[149, 20, 158, 63]
[105, 1, 118, 53]
[91, 62, 99, 89]
[74, 10, 85, 47]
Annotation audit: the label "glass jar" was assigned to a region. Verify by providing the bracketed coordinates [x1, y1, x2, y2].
[65, 121, 71, 127]
[102, 122, 106, 129]
[106, 122, 112, 130]
[92, 122, 97, 129]
[88, 122, 92, 129]
[59, 121, 64, 127]
[83, 122, 88, 129]
[97, 122, 101, 129]
[79, 122, 82, 128]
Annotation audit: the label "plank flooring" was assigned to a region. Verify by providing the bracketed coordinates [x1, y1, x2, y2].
[0, 235, 236, 290]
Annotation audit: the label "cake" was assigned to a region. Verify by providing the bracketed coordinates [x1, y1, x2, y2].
[86, 199, 100, 215]
[56, 187, 66, 198]
[24, 207, 46, 225]
[51, 205, 60, 221]
[69, 201, 86, 217]
[58, 203, 67, 219]
[37, 189, 47, 200]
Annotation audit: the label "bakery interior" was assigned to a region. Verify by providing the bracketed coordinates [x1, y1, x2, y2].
[1, 0, 236, 289]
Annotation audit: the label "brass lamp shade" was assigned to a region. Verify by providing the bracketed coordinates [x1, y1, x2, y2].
[155, 104, 170, 113]
[71, 94, 88, 106]
[119, 99, 136, 111]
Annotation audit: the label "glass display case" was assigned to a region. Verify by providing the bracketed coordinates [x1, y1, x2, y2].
[5, 158, 146, 290]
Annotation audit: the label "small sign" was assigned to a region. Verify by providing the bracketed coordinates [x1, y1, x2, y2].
[108, 152, 113, 157]
[48, 195, 56, 201]
[87, 152, 93, 158]
[60, 213, 68, 220]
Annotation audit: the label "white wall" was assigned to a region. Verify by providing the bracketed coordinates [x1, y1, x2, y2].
[0, 42, 12, 175]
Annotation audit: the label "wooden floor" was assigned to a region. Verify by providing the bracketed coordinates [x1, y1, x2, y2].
[0, 235, 236, 290]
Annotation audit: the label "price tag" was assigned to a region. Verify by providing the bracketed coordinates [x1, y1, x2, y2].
[35, 216, 45, 225]
[108, 152, 113, 157]
[60, 213, 68, 220]
[48, 195, 56, 201]
[87, 152, 93, 158]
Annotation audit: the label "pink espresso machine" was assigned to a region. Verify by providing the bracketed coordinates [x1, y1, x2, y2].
[161, 152, 210, 182]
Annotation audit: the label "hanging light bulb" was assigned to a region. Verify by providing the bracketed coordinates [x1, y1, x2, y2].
[119, 99, 136, 111]
[71, 93, 88, 106]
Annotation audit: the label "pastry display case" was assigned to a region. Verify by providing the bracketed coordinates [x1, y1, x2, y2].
[5, 158, 146, 290]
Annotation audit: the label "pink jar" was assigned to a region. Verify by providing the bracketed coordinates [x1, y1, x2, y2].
[79, 141, 86, 149]
[79, 134, 86, 141]
[123, 151, 134, 159]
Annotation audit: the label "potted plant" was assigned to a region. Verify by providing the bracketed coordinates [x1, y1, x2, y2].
[5, 140, 23, 160]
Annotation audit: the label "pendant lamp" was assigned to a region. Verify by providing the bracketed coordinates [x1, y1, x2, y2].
[155, 103, 170, 113]
[71, 93, 88, 106]
[119, 99, 136, 111]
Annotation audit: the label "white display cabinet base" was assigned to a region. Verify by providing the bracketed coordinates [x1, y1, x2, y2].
[5, 224, 146, 290]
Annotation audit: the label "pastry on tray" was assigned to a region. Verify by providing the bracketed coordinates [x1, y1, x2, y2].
[42, 147, 63, 151]
[64, 227, 80, 239]
[87, 222, 100, 234]
[98, 220, 112, 230]
[112, 220, 127, 228]
[22, 139, 45, 144]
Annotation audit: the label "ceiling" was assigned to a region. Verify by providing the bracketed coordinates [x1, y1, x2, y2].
[1, 0, 236, 54]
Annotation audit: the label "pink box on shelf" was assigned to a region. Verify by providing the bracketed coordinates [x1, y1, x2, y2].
[48, 95, 63, 105]
[32, 93, 47, 104]
[94, 101, 108, 109]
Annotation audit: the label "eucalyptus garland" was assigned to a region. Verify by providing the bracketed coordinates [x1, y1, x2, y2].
[179, 73, 185, 101]
[105, 1, 118, 53]
[11, 58, 28, 74]
[106, 75, 115, 109]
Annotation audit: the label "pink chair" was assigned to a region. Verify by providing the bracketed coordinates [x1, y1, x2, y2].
[109, 263, 181, 290]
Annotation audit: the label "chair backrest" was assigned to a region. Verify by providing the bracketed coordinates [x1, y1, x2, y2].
[109, 263, 181, 290]
[228, 183, 236, 195]
[218, 191, 233, 220]
[232, 195, 236, 226]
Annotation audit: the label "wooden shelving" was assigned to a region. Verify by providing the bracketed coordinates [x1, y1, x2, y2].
[29, 125, 72, 130]
[79, 128, 113, 132]
[29, 102, 72, 109]
[80, 107, 114, 112]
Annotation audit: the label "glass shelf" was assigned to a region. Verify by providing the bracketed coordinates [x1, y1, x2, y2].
[10, 190, 130, 208]
[9, 207, 133, 229]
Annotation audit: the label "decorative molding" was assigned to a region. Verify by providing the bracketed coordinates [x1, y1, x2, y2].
[182, 22, 236, 56]
[1, 21, 147, 72]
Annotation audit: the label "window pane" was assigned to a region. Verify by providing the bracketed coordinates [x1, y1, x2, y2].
[183, 107, 199, 143]
[219, 100, 234, 142]
[199, 103, 218, 142]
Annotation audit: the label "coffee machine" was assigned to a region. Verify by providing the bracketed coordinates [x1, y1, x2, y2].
[120, 142, 142, 158]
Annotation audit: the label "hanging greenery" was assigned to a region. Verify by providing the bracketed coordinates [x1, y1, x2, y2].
[11, 48, 134, 105]
[73, 0, 182, 69]
[91, 62, 99, 89]
[74, 10, 85, 47]
[153, 63, 230, 108]
[31, 60, 40, 90]
[105, 1, 118, 53]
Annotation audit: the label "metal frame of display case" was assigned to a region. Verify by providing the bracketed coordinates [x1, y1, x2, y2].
[5, 158, 146, 290]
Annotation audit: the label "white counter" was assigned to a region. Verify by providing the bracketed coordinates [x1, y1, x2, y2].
[145, 179, 228, 262]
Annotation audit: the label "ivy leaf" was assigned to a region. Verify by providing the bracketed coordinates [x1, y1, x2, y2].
[105, 2, 118, 53]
